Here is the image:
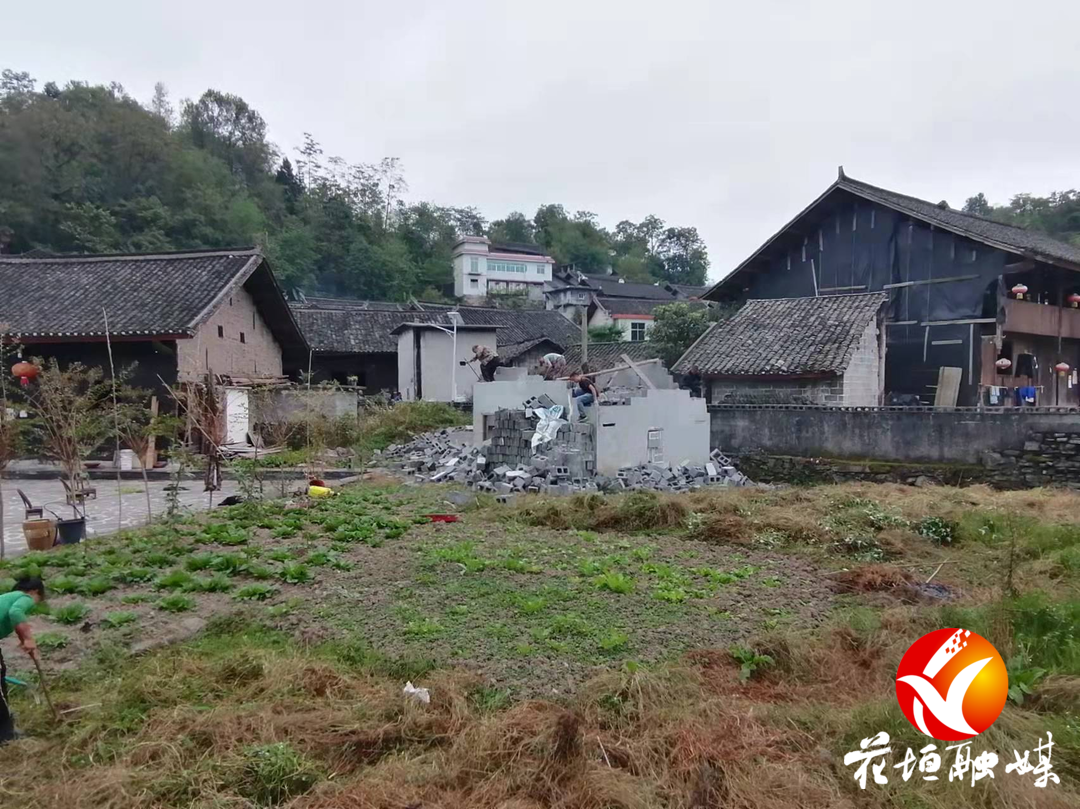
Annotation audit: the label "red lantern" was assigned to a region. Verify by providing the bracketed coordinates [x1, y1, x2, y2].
[1011, 283, 1029, 300]
[1055, 362, 1071, 376]
[1068, 293, 1080, 309]
[11, 361, 39, 387]
[995, 357, 1012, 371]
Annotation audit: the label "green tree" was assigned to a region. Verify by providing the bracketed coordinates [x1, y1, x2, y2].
[655, 227, 709, 285]
[488, 211, 535, 244]
[180, 89, 274, 186]
[588, 324, 624, 342]
[649, 302, 729, 367]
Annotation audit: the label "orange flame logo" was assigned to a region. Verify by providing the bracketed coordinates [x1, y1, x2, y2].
[895, 628, 1008, 741]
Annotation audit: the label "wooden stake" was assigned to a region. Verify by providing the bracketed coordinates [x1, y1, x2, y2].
[32, 655, 60, 722]
[103, 308, 122, 533]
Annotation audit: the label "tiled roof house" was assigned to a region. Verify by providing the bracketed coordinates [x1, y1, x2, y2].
[676, 292, 888, 406]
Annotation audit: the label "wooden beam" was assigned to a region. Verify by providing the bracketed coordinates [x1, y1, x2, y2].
[817, 284, 868, 292]
[1004, 259, 1036, 273]
[920, 318, 996, 326]
[882, 274, 979, 290]
[620, 353, 658, 390]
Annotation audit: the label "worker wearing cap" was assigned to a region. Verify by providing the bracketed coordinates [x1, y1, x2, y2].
[1, 577, 44, 744]
[538, 352, 567, 380]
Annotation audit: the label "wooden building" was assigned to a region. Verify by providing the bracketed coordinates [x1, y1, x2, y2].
[702, 169, 1080, 407]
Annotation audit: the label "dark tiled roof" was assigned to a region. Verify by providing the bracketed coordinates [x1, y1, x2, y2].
[839, 176, 1080, 269]
[455, 307, 579, 348]
[0, 249, 305, 353]
[293, 296, 413, 312]
[585, 277, 678, 300]
[293, 309, 444, 353]
[563, 341, 661, 374]
[499, 337, 564, 361]
[597, 297, 705, 317]
[491, 242, 550, 257]
[291, 297, 580, 356]
[669, 283, 710, 298]
[675, 293, 887, 377]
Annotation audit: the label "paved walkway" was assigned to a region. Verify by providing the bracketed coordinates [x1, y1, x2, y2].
[1, 477, 249, 558]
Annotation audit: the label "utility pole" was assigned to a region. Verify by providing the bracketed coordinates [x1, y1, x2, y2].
[579, 304, 589, 369]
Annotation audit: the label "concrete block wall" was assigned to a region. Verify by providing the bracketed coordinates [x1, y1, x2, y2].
[472, 375, 573, 440]
[596, 388, 710, 474]
[485, 409, 595, 476]
[841, 319, 884, 406]
[711, 377, 840, 405]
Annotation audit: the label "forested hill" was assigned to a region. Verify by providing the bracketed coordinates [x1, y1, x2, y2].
[962, 191, 1080, 247]
[0, 69, 710, 300]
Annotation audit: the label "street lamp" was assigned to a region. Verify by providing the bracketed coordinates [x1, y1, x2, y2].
[428, 311, 464, 402]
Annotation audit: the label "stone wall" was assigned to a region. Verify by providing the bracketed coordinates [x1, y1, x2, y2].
[735, 452, 990, 487]
[984, 431, 1080, 489]
[737, 430, 1080, 490]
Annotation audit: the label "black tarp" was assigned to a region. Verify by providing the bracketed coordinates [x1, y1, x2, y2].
[737, 191, 1008, 404]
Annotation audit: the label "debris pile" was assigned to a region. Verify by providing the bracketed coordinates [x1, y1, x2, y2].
[375, 408, 752, 502]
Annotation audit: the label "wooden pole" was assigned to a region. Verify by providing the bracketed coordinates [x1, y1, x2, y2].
[32, 655, 60, 722]
[103, 308, 122, 533]
[579, 305, 589, 369]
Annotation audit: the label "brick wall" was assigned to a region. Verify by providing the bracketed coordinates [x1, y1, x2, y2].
[176, 285, 283, 381]
[841, 318, 884, 406]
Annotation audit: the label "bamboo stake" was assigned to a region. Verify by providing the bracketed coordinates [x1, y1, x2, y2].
[103, 309, 122, 532]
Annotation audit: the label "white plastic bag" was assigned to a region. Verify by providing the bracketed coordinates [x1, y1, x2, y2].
[403, 681, 431, 704]
[532, 405, 566, 450]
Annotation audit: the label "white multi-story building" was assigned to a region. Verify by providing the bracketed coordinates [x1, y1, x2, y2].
[452, 236, 555, 304]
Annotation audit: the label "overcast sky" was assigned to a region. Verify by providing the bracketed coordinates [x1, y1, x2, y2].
[7, 1, 1080, 280]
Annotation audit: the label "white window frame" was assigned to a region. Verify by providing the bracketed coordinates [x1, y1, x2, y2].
[630, 322, 647, 342]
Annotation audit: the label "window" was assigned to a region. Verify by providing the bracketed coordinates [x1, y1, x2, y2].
[240, 332, 246, 344]
[470, 256, 479, 274]
[534, 263, 546, 275]
[488, 261, 527, 274]
[630, 322, 646, 342]
[470, 278, 479, 289]
[217, 325, 224, 338]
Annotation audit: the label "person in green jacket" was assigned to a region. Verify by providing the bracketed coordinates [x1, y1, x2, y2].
[1, 576, 44, 744]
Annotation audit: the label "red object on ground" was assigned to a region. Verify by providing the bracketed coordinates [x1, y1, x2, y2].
[309, 478, 326, 487]
[426, 514, 460, 523]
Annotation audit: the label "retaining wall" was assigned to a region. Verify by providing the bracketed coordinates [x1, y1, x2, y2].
[710, 405, 1080, 464]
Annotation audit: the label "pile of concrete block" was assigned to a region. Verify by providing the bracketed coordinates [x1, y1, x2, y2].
[374, 417, 751, 503]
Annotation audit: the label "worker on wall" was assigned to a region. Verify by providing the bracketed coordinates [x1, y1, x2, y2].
[1, 576, 45, 744]
[569, 372, 600, 422]
[538, 352, 567, 380]
[470, 345, 507, 382]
